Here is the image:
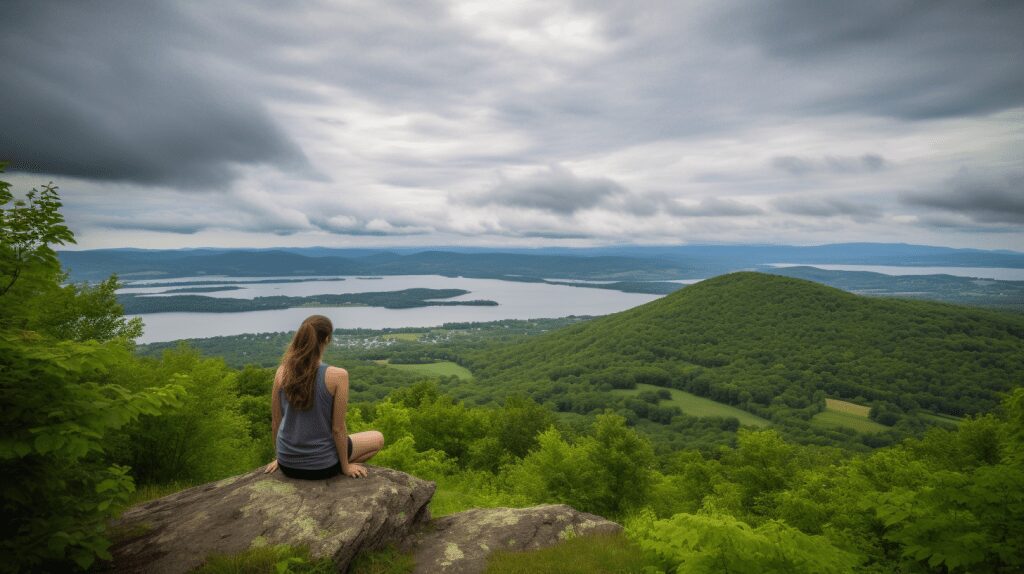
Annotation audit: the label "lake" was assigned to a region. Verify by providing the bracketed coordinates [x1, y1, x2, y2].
[121, 275, 663, 343]
[764, 264, 1024, 281]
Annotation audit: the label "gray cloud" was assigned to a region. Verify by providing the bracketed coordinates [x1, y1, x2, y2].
[773, 196, 882, 220]
[90, 217, 207, 235]
[772, 154, 887, 176]
[913, 214, 1013, 233]
[468, 165, 627, 215]
[901, 170, 1024, 225]
[2, 1, 1020, 248]
[665, 197, 764, 217]
[321, 218, 435, 237]
[0, 1, 310, 187]
[85, 208, 311, 236]
[720, 0, 1024, 119]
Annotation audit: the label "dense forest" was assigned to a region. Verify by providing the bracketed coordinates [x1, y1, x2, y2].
[116, 288, 497, 313]
[3, 172, 1023, 573]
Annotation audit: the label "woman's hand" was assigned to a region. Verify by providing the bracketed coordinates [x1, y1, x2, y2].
[343, 463, 367, 478]
[264, 459, 279, 474]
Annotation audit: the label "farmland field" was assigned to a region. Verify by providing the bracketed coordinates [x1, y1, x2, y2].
[812, 398, 889, 433]
[811, 410, 890, 433]
[824, 398, 872, 417]
[383, 360, 473, 380]
[920, 412, 964, 426]
[613, 383, 772, 427]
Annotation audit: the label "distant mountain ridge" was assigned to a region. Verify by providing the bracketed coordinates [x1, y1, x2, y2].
[58, 249, 694, 282]
[59, 242, 1024, 284]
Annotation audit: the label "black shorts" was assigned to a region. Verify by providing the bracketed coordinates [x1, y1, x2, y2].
[279, 436, 352, 480]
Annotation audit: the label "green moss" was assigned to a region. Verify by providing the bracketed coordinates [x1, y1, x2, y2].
[120, 480, 200, 510]
[348, 544, 416, 574]
[107, 521, 155, 544]
[191, 544, 334, 573]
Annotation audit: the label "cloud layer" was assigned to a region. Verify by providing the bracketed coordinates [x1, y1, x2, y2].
[1, 0, 1020, 249]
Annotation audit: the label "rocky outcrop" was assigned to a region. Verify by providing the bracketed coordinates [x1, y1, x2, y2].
[105, 465, 622, 573]
[107, 465, 434, 573]
[401, 505, 622, 573]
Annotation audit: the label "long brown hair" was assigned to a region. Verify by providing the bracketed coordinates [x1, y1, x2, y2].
[280, 315, 333, 410]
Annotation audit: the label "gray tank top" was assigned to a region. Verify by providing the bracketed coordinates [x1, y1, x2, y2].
[276, 363, 340, 469]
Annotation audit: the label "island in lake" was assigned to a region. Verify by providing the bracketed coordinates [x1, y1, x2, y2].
[118, 288, 498, 314]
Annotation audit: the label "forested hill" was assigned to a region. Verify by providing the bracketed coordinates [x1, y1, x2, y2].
[467, 272, 1024, 421]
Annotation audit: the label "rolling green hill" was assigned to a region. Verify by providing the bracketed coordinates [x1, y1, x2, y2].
[466, 272, 1024, 426]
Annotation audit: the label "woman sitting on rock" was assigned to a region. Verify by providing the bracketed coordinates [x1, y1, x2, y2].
[264, 314, 384, 479]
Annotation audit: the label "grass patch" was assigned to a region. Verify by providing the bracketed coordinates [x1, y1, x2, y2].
[612, 383, 771, 427]
[429, 471, 524, 517]
[386, 361, 473, 380]
[811, 398, 890, 433]
[825, 398, 871, 417]
[920, 411, 964, 426]
[811, 410, 890, 434]
[192, 545, 334, 573]
[108, 521, 155, 544]
[123, 480, 199, 509]
[484, 532, 658, 573]
[349, 544, 415, 574]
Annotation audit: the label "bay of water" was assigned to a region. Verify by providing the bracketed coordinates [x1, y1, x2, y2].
[122, 275, 663, 343]
[764, 264, 1024, 281]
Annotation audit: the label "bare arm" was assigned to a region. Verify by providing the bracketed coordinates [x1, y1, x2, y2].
[328, 366, 352, 472]
[271, 366, 283, 458]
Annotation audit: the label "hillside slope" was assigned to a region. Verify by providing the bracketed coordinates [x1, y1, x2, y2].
[467, 272, 1024, 419]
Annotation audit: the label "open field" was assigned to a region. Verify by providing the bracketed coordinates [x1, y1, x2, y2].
[613, 383, 772, 427]
[811, 410, 890, 433]
[825, 398, 872, 417]
[920, 412, 964, 426]
[383, 360, 473, 380]
[812, 398, 889, 433]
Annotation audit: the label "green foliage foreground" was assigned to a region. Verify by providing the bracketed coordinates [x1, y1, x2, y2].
[0, 169, 184, 571]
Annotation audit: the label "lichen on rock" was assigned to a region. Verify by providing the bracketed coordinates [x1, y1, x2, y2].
[400, 504, 622, 573]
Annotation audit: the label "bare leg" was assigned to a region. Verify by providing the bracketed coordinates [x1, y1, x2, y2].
[348, 430, 384, 463]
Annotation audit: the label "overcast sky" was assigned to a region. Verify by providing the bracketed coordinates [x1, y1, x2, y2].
[1, 0, 1022, 250]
